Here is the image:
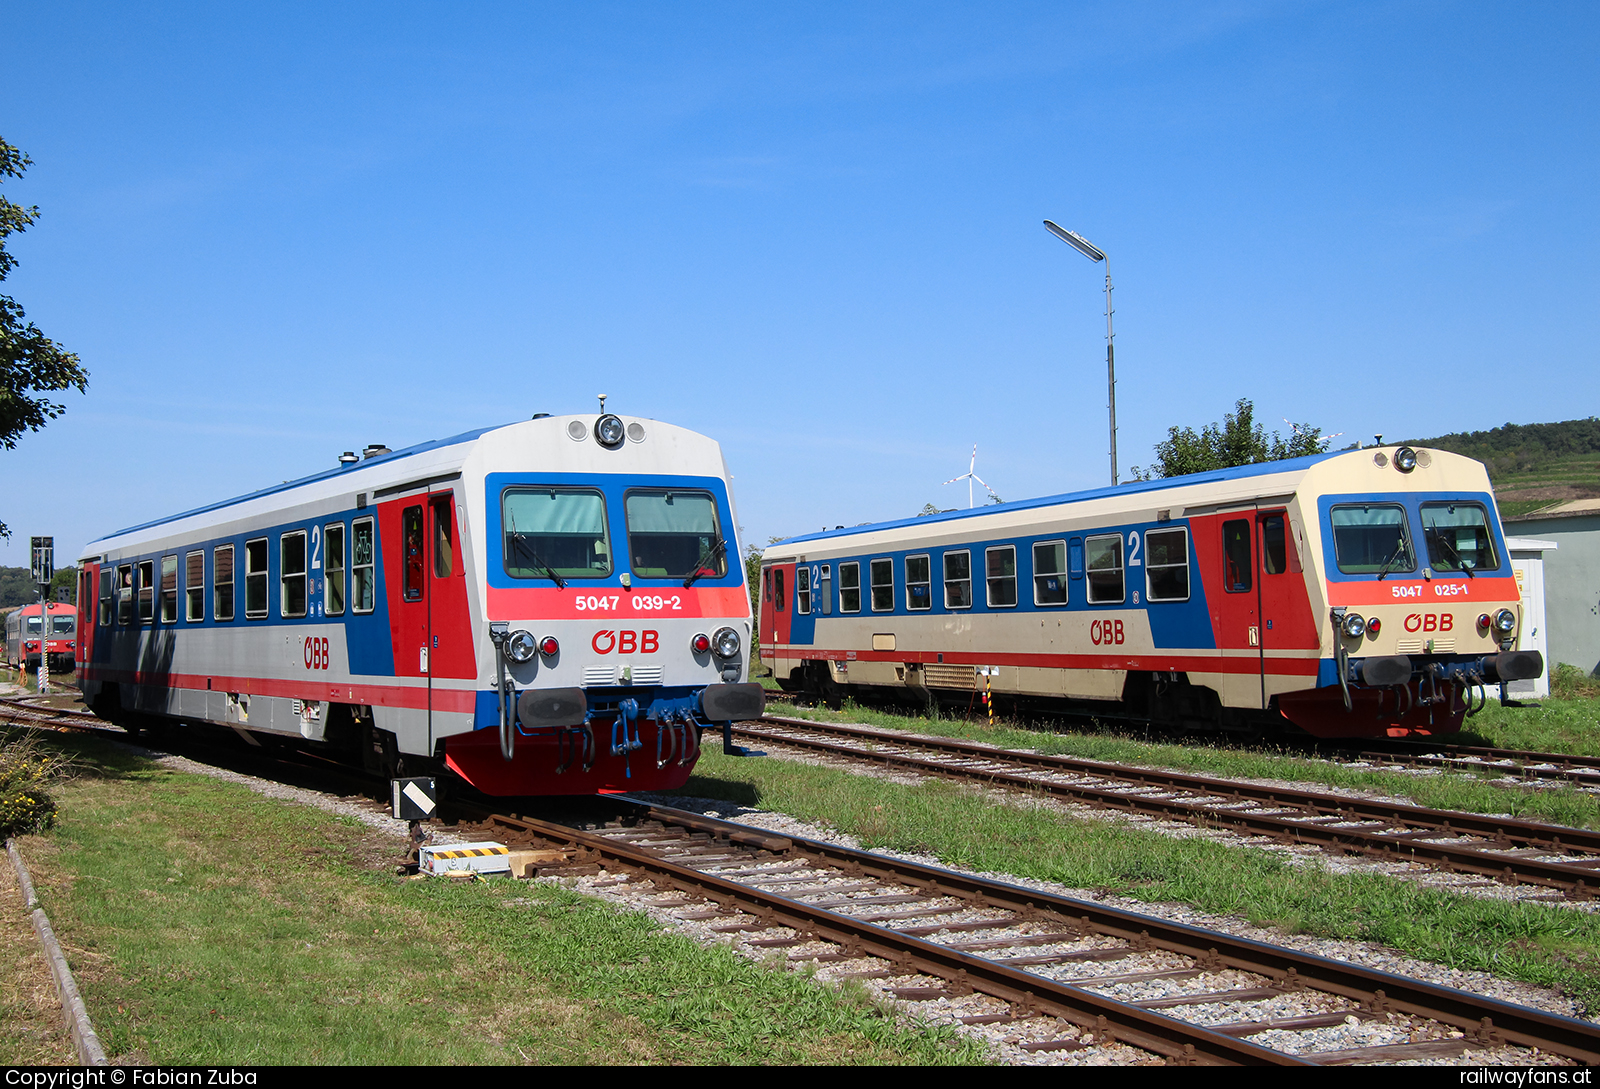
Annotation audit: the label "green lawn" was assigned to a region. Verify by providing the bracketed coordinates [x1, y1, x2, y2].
[9, 731, 984, 1066]
[762, 695, 1600, 830]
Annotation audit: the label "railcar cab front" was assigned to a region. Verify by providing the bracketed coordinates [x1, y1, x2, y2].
[1297, 454, 1540, 737]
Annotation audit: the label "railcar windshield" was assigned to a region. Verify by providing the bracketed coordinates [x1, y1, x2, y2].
[26, 616, 42, 634]
[50, 615, 75, 635]
[502, 488, 612, 579]
[1421, 503, 1498, 573]
[625, 490, 725, 580]
[1330, 504, 1414, 575]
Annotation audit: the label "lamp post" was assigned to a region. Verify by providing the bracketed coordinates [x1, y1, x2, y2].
[1043, 221, 1117, 486]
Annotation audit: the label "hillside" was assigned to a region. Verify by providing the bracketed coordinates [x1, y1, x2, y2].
[1407, 417, 1600, 518]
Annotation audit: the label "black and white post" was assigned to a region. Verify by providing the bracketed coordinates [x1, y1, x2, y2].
[30, 536, 53, 695]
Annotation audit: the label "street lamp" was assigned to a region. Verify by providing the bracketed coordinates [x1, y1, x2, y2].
[1043, 220, 1117, 486]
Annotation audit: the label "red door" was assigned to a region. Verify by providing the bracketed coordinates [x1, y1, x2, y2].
[1257, 509, 1318, 702]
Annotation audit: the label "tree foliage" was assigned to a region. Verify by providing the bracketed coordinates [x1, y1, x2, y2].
[1405, 417, 1600, 482]
[1129, 398, 1323, 480]
[2, 137, 89, 539]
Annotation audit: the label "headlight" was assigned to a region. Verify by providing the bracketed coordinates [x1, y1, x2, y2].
[1394, 446, 1418, 473]
[1341, 612, 1367, 638]
[506, 629, 537, 663]
[594, 414, 625, 447]
[1493, 609, 1517, 635]
[712, 626, 741, 658]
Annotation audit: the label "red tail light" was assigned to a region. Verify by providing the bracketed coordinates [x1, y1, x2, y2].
[539, 636, 559, 657]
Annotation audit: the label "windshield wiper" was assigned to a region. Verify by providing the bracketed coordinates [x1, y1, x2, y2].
[1426, 529, 1475, 578]
[507, 531, 566, 588]
[1375, 539, 1412, 581]
[682, 536, 727, 589]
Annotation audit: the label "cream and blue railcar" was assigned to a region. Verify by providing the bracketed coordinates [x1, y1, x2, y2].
[77, 413, 763, 794]
[759, 446, 1539, 738]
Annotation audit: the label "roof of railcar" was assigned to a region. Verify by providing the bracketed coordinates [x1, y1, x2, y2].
[87, 423, 504, 545]
[774, 449, 1354, 548]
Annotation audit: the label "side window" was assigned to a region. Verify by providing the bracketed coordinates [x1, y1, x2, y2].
[944, 550, 972, 609]
[1145, 527, 1190, 602]
[116, 564, 133, 625]
[403, 506, 424, 601]
[839, 562, 860, 613]
[214, 545, 235, 621]
[325, 523, 346, 617]
[985, 546, 1017, 608]
[98, 567, 112, 627]
[796, 566, 812, 615]
[870, 558, 894, 612]
[1086, 534, 1125, 604]
[137, 560, 155, 623]
[432, 498, 454, 578]
[773, 567, 785, 612]
[245, 538, 268, 619]
[819, 564, 832, 616]
[1262, 515, 1289, 575]
[1033, 540, 1067, 605]
[185, 551, 204, 621]
[159, 555, 178, 623]
[1223, 520, 1253, 592]
[906, 555, 932, 611]
[353, 518, 375, 614]
[281, 531, 308, 618]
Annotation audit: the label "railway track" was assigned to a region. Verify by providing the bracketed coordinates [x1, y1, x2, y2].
[733, 715, 1600, 900]
[469, 799, 1600, 1065]
[761, 689, 1600, 790]
[8, 693, 1600, 1063]
[1335, 741, 1600, 791]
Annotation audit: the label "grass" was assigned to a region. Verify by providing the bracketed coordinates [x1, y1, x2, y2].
[7, 731, 986, 1066]
[1457, 666, 1600, 757]
[673, 747, 1600, 1011]
[762, 697, 1600, 830]
[1490, 452, 1600, 517]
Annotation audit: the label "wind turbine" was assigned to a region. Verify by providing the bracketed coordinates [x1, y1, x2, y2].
[943, 445, 998, 509]
[1283, 419, 1345, 450]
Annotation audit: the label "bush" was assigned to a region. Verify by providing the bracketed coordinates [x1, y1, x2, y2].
[1550, 663, 1600, 702]
[0, 733, 68, 836]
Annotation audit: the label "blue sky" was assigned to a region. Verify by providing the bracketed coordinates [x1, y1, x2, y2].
[2, 2, 1596, 567]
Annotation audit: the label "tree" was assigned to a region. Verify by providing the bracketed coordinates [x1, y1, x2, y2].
[1128, 398, 1323, 480]
[1, 137, 88, 539]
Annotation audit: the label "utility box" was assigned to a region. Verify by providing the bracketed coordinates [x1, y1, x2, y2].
[419, 842, 511, 877]
[1505, 537, 1556, 699]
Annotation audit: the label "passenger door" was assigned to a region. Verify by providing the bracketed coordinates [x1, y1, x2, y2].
[1257, 508, 1312, 705]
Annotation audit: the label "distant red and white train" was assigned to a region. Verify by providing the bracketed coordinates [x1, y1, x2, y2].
[76, 412, 764, 794]
[760, 446, 1540, 739]
[6, 601, 78, 673]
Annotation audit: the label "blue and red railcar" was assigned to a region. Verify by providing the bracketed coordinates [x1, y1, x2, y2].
[76, 413, 763, 793]
[5, 601, 78, 673]
[760, 446, 1540, 739]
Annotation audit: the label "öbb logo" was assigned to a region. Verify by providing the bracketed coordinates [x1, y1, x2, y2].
[591, 630, 660, 654]
[1090, 619, 1125, 646]
[1403, 613, 1454, 633]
